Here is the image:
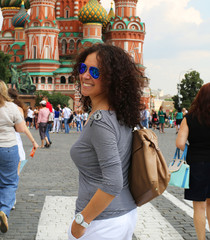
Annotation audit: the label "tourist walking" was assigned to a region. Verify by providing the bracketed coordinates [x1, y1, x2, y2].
[8, 88, 39, 174]
[68, 44, 143, 240]
[42, 96, 53, 144]
[158, 106, 165, 133]
[26, 106, 33, 128]
[176, 83, 210, 240]
[52, 107, 60, 133]
[75, 110, 82, 132]
[37, 100, 50, 148]
[0, 80, 36, 233]
[83, 111, 88, 126]
[33, 106, 39, 129]
[62, 104, 71, 133]
[175, 107, 183, 134]
[151, 109, 158, 130]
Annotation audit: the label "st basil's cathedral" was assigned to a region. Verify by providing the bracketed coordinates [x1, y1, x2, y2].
[0, 0, 150, 109]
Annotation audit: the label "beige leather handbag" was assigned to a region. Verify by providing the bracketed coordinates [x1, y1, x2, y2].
[129, 128, 171, 207]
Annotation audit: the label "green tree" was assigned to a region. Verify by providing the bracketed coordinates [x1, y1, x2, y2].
[172, 70, 203, 110]
[0, 51, 11, 82]
[35, 90, 70, 108]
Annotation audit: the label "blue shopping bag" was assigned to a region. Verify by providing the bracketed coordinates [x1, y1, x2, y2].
[20, 159, 28, 173]
[168, 145, 189, 189]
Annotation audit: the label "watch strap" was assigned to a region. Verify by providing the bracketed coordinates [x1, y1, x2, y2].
[81, 221, 89, 228]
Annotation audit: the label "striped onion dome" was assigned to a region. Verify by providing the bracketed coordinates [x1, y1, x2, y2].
[78, 0, 108, 24]
[12, 0, 29, 28]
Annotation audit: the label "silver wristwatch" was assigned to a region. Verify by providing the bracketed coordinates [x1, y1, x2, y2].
[75, 213, 89, 228]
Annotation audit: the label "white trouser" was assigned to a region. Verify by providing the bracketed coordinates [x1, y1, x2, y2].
[68, 208, 137, 240]
[53, 118, 60, 132]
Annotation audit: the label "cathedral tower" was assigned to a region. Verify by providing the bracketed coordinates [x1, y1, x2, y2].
[105, 0, 145, 73]
[0, 0, 30, 52]
[21, 0, 60, 74]
[114, 0, 137, 17]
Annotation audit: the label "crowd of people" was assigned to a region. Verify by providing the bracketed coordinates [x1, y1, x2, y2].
[141, 106, 189, 134]
[25, 103, 88, 134]
[0, 43, 209, 240]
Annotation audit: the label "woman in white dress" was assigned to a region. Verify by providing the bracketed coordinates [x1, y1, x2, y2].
[8, 89, 38, 175]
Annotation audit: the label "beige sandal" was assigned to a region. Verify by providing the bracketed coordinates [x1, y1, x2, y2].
[0, 211, 8, 233]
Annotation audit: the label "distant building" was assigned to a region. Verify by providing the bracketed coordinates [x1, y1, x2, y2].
[150, 89, 174, 113]
[0, 0, 149, 108]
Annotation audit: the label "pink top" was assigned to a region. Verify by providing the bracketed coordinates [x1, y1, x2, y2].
[37, 108, 50, 123]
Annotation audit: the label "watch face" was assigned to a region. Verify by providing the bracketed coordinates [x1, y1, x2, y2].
[75, 214, 83, 224]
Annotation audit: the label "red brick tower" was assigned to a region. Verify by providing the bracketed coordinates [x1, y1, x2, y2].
[21, 0, 60, 75]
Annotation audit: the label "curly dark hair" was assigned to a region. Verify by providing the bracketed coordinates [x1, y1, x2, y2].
[72, 43, 144, 128]
[188, 83, 210, 127]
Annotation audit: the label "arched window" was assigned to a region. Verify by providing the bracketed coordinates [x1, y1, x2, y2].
[65, 9, 69, 18]
[62, 39, 67, 54]
[60, 76, 66, 84]
[48, 77, 52, 84]
[68, 76, 73, 83]
[41, 77, 45, 83]
[33, 46, 37, 59]
[76, 39, 81, 50]
[69, 39, 74, 50]
[36, 77, 39, 83]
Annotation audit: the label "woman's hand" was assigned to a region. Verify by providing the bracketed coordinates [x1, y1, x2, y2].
[32, 140, 39, 150]
[71, 220, 86, 239]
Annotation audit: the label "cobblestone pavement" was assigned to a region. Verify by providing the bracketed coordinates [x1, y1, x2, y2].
[0, 127, 209, 240]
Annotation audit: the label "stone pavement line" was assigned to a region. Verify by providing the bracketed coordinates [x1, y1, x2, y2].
[35, 196, 184, 240]
[134, 202, 183, 240]
[35, 196, 77, 240]
[163, 191, 210, 232]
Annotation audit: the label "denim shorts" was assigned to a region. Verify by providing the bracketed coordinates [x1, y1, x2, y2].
[185, 161, 210, 201]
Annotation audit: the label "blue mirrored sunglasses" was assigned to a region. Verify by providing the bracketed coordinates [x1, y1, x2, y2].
[78, 63, 100, 79]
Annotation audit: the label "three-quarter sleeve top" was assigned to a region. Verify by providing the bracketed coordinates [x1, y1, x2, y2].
[70, 110, 136, 220]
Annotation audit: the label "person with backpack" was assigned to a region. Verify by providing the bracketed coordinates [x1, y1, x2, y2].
[68, 44, 144, 240]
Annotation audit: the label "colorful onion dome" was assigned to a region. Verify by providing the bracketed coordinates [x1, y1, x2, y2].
[108, 2, 115, 21]
[12, 0, 29, 28]
[103, 1, 115, 32]
[78, 0, 108, 24]
[0, 0, 30, 9]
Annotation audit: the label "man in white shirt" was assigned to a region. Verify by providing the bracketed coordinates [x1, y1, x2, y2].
[26, 107, 34, 128]
[62, 104, 71, 133]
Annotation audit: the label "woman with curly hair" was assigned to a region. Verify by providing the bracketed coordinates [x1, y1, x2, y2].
[176, 83, 210, 240]
[68, 44, 144, 240]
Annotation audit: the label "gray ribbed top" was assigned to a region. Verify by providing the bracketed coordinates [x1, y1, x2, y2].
[70, 110, 136, 220]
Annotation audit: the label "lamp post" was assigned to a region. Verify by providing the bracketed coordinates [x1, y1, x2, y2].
[177, 82, 181, 108]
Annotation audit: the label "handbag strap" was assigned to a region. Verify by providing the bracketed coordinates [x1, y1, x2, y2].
[180, 144, 188, 161]
[173, 148, 180, 159]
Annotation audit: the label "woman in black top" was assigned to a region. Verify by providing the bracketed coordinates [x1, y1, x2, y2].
[176, 83, 210, 240]
[151, 109, 158, 130]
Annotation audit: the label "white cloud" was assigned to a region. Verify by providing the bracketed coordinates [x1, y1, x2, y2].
[138, 0, 202, 25]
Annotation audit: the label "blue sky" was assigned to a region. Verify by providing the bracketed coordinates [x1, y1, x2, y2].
[1, 0, 209, 95]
